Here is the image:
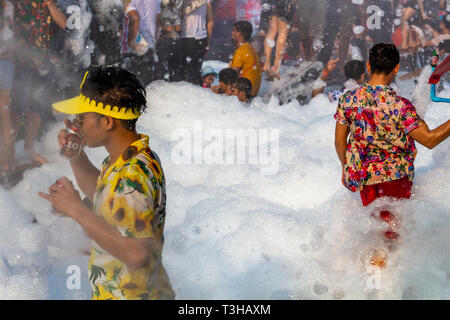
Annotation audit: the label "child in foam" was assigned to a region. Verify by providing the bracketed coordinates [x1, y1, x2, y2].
[201, 66, 217, 88]
[231, 77, 253, 103]
[211, 68, 238, 95]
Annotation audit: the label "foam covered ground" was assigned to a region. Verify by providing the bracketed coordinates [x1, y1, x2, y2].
[0, 67, 449, 299]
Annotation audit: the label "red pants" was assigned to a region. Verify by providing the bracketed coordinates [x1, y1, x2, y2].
[360, 176, 412, 207]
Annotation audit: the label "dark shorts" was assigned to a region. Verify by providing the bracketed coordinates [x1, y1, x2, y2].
[10, 67, 54, 117]
[360, 176, 413, 207]
[264, 0, 296, 23]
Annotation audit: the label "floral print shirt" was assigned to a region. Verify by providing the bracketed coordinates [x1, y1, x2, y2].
[89, 135, 175, 300]
[334, 83, 422, 192]
[13, 0, 54, 68]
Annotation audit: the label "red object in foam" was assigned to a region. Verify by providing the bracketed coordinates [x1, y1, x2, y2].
[360, 176, 412, 207]
[429, 55, 450, 85]
[384, 230, 399, 240]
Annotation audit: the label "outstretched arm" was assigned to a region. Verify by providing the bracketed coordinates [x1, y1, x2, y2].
[45, 0, 67, 29]
[408, 120, 450, 150]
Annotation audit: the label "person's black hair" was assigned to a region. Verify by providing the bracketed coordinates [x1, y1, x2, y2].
[344, 60, 365, 80]
[219, 68, 239, 86]
[235, 77, 253, 99]
[81, 65, 146, 131]
[438, 39, 450, 53]
[234, 20, 253, 43]
[368, 43, 400, 75]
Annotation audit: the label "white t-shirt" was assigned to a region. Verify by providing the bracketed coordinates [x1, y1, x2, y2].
[126, 0, 161, 49]
[181, 0, 211, 40]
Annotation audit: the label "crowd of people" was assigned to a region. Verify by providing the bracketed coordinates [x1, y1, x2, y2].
[1, 0, 449, 173]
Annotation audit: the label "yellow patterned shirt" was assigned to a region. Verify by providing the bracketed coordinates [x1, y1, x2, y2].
[89, 135, 175, 300]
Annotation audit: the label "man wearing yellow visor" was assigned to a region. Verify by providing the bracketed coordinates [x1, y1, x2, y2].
[38, 65, 175, 300]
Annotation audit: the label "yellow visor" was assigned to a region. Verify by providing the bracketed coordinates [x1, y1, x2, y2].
[52, 94, 141, 120]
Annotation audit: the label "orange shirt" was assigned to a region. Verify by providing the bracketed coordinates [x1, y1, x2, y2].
[230, 43, 262, 96]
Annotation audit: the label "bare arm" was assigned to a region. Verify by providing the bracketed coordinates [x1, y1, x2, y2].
[155, 13, 161, 45]
[408, 120, 450, 150]
[69, 151, 100, 201]
[45, 0, 67, 29]
[127, 10, 140, 49]
[312, 58, 339, 98]
[417, 0, 427, 19]
[72, 203, 158, 269]
[335, 122, 350, 167]
[206, 3, 214, 43]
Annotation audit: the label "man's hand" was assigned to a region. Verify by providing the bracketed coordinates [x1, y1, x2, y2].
[38, 177, 84, 219]
[326, 58, 340, 74]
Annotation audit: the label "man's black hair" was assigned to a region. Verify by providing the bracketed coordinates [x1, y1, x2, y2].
[344, 60, 365, 81]
[369, 43, 400, 75]
[81, 65, 146, 131]
[235, 77, 253, 99]
[219, 68, 239, 86]
[439, 39, 450, 53]
[234, 20, 253, 43]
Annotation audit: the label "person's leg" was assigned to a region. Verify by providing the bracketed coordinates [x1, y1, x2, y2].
[192, 38, 208, 86]
[180, 38, 198, 83]
[263, 15, 279, 72]
[272, 18, 289, 75]
[0, 89, 14, 171]
[23, 111, 47, 164]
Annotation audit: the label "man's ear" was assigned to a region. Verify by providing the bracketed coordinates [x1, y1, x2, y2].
[394, 64, 400, 74]
[366, 62, 371, 74]
[104, 116, 115, 130]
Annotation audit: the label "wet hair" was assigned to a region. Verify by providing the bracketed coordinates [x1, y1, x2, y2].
[344, 60, 365, 81]
[81, 65, 146, 131]
[439, 39, 450, 53]
[369, 43, 400, 75]
[234, 20, 253, 42]
[235, 78, 252, 99]
[219, 68, 239, 86]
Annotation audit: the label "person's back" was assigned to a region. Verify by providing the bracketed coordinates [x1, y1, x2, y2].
[336, 82, 419, 192]
[232, 43, 262, 97]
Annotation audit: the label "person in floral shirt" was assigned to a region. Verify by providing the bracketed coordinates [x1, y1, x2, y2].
[39, 65, 175, 300]
[334, 43, 450, 267]
[335, 43, 450, 206]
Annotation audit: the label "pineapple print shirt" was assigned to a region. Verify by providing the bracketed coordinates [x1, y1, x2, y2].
[89, 135, 175, 300]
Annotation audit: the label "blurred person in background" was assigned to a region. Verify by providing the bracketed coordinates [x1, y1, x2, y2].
[157, 0, 183, 82]
[0, 0, 15, 173]
[180, 0, 214, 85]
[262, 0, 296, 79]
[88, 0, 124, 65]
[10, 0, 67, 166]
[122, 0, 161, 86]
[230, 20, 262, 97]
